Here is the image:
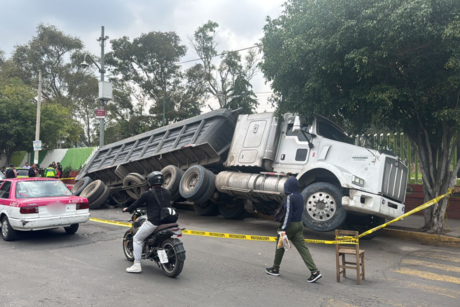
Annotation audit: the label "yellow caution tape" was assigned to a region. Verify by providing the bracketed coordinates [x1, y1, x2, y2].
[90, 217, 131, 228]
[60, 177, 76, 180]
[89, 188, 453, 244]
[89, 218, 357, 244]
[358, 188, 453, 238]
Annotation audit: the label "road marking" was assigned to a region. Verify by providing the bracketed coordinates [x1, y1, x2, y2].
[411, 251, 460, 264]
[402, 259, 460, 274]
[402, 281, 459, 299]
[396, 268, 460, 285]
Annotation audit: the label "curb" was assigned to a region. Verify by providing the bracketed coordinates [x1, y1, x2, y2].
[381, 228, 460, 248]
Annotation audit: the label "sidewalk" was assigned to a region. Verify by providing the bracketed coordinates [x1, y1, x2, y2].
[389, 214, 460, 238]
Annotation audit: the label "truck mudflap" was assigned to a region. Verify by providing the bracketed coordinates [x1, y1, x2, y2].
[342, 189, 405, 220]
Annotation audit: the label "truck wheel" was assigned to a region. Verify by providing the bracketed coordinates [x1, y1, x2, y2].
[161, 166, 184, 201]
[90, 185, 111, 209]
[71, 176, 93, 196]
[179, 166, 210, 201]
[123, 173, 148, 200]
[194, 201, 219, 216]
[1, 216, 17, 241]
[80, 180, 106, 203]
[194, 171, 216, 204]
[301, 182, 347, 232]
[342, 214, 385, 240]
[219, 200, 246, 219]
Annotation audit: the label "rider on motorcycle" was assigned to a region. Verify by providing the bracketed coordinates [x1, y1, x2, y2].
[123, 171, 171, 273]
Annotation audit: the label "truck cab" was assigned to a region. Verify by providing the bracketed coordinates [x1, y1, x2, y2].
[218, 112, 408, 235]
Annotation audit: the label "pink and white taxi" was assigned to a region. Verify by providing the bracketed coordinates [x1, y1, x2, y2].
[0, 178, 90, 241]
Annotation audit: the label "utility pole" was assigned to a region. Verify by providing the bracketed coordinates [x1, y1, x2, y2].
[98, 26, 108, 148]
[163, 93, 166, 126]
[34, 70, 42, 164]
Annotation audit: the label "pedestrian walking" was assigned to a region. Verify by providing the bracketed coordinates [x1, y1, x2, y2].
[45, 164, 56, 178]
[6, 164, 17, 178]
[23, 162, 31, 169]
[265, 177, 322, 283]
[1, 166, 6, 174]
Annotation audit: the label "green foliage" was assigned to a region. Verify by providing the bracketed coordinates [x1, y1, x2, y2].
[261, 0, 460, 232]
[0, 78, 36, 163]
[191, 21, 259, 113]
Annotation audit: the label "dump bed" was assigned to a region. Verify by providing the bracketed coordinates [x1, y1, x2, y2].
[76, 109, 238, 186]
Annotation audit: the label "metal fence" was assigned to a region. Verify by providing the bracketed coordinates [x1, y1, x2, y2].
[354, 133, 458, 184]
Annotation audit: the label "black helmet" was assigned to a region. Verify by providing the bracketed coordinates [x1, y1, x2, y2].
[147, 171, 164, 187]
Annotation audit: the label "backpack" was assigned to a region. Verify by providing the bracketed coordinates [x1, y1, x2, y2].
[153, 190, 178, 224]
[274, 196, 288, 222]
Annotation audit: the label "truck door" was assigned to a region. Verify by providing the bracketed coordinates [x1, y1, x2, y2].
[275, 120, 311, 168]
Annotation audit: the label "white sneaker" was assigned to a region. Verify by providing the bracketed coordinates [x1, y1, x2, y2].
[126, 262, 142, 273]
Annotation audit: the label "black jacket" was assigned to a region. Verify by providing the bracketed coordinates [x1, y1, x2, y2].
[281, 177, 304, 231]
[28, 168, 36, 177]
[126, 187, 171, 225]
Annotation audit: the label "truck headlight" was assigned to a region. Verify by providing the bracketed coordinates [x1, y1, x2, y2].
[352, 176, 365, 187]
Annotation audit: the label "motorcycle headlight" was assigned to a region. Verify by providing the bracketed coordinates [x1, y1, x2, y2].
[352, 176, 365, 187]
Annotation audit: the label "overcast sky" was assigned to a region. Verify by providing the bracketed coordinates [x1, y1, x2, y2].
[0, 0, 285, 112]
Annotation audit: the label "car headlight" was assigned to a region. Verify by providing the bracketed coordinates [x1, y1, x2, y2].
[352, 176, 365, 187]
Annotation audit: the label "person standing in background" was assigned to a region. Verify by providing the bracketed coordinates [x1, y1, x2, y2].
[6, 164, 17, 178]
[28, 164, 38, 177]
[23, 162, 31, 169]
[57, 162, 63, 178]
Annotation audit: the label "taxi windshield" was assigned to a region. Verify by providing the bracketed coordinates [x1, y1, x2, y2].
[16, 180, 72, 198]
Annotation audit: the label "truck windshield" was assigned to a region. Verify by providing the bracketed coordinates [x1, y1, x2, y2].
[16, 180, 72, 198]
[317, 119, 349, 143]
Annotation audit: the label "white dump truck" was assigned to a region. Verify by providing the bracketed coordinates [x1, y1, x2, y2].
[75, 109, 408, 237]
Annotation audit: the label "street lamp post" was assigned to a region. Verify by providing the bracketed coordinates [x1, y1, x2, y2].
[80, 26, 110, 148]
[33, 70, 42, 164]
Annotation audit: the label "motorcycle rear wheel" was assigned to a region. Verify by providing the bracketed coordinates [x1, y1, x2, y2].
[160, 238, 184, 278]
[123, 230, 135, 262]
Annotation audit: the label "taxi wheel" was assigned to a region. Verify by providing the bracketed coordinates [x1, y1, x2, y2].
[64, 224, 79, 235]
[1, 216, 17, 241]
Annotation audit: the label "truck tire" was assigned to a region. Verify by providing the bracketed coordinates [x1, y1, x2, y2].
[111, 190, 132, 204]
[194, 171, 216, 204]
[71, 176, 93, 196]
[179, 166, 210, 201]
[90, 185, 111, 209]
[219, 200, 246, 219]
[342, 213, 385, 240]
[123, 173, 148, 200]
[161, 166, 184, 201]
[301, 182, 347, 232]
[193, 201, 219, 216]
[80, 180, 106, 203]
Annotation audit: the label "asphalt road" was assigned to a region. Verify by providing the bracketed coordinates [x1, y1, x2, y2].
[1, 208, 459, 307]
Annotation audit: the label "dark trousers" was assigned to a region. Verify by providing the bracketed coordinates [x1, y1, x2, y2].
[273, 222, 318, 272]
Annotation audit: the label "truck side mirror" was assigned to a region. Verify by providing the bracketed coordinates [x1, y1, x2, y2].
[292, 116, 301, 134]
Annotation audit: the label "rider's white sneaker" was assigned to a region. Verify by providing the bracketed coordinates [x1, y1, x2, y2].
[126, 262, 142, 273]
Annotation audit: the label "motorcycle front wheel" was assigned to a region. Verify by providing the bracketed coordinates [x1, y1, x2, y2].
[123, 230, 135, 262]
[160, 238, 184, 278]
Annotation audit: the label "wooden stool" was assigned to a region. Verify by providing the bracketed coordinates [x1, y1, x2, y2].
[335, 230, 365, 285]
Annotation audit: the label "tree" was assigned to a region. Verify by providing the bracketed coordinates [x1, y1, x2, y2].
[106, 31, 200, 126]
[260, 0, 460, 233]
[191, 21, 259, 113]
[0, 78, 36, 164]
[1, 24, 97, 146]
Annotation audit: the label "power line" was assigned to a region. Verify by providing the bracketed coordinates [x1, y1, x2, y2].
[177, 45, 259, 65]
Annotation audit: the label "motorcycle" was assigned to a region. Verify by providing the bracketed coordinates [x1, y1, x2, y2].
[123, 208, 186, 278]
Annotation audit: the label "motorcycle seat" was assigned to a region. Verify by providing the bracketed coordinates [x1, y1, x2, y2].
[154, 223, 179, 233]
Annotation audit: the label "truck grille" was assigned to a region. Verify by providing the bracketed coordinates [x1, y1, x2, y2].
[381, 157, 408, 203]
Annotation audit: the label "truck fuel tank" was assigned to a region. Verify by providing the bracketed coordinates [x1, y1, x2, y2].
[216, 171, 289, 203]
